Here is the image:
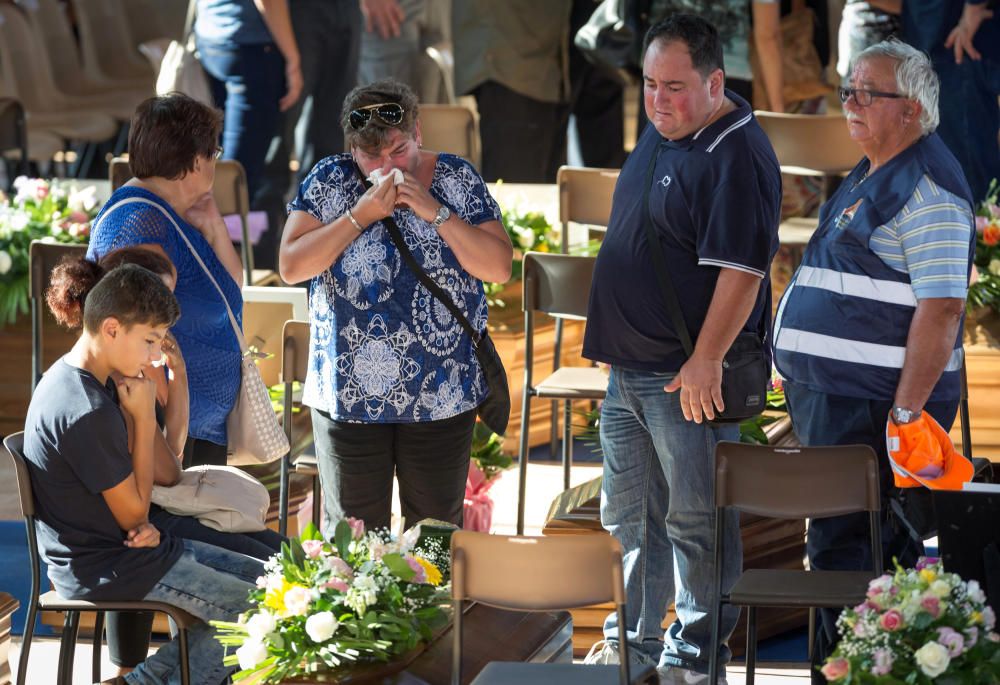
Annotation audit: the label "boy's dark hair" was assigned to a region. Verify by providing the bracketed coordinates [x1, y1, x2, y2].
[643, 14, 724, 79]
[128, 94, 223, 180]
[82, 264, 180, 333]
[341, 79, 420, 155]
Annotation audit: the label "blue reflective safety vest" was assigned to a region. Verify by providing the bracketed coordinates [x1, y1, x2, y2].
[773, 133, 974, 402]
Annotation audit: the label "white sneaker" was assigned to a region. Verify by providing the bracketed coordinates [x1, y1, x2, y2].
[657, 665, 729, 685]
[583, 639, 659, 668]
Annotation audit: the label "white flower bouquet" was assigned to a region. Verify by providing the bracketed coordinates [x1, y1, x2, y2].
[0, 177, 98, 325]
[212, 519, 452, 683]
[822, 558, 1000, 683]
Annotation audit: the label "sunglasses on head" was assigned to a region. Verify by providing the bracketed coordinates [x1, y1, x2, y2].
[348, 102, 405, 131]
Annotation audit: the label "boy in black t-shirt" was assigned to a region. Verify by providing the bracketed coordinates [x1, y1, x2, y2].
[23, 264, 262, 685]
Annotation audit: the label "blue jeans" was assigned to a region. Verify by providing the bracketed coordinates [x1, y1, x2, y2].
[599, 367, 742, 674]
[124, 540, 263, 685]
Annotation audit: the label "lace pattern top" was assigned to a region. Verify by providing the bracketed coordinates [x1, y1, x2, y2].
[87, 186, 243, 445]
[288, 153, 502, 423]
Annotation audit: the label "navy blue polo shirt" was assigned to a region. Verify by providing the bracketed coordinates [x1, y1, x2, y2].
[583, 91, 781, 373]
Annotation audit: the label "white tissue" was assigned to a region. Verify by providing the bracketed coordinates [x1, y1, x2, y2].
[368, 168, 404, 187]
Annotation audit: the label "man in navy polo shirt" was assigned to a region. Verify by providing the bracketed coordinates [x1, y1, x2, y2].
[582, 14, 781, 685]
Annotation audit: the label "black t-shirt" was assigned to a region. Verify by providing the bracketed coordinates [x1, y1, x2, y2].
[583, 91, 781, 372]
[22, 359, 183, 600]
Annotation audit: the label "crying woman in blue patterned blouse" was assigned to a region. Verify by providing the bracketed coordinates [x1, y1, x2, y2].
[278, 78, 513, 534]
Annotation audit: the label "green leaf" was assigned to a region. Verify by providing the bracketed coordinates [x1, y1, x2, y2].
[300, 522, 322, 542]
[334, 520, 352, 559]
[381, 552, 416, 581]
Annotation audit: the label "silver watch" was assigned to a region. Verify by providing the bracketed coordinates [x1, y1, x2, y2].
[891, 406, 921, 425]
[430, 205, 451, 229]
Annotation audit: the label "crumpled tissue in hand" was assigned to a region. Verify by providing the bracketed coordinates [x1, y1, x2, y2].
[367, 168, 404, 187]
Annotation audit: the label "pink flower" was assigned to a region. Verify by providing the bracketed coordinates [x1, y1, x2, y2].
[821, 657, 850, 681]
[872, 648, 893, 676]
[984, 605, 997, 631]
[921, 596, 941, 618]
[966, 626, 979, 649]
[854, 601, 878, 616]
[405, 555, 427, 584]
[35, 182, 49, 200]
[322, 578, 348, 593]
[879, 610, 904, 632]
[346, 516, 365, 540]
[937, 627, 965, 657]
[977, 215, 989, 232]
[302, 539, 324, 559]
[326, 555, 353, 579]
[69, 210, 88, 224]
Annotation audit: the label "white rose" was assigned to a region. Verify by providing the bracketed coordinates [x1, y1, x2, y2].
[929, 579, 952, 598]
[0, 250, 11, 275]
[967, 579, 987, 604]
[305, 611, 339, 643]
[10, 212, 28, 231]
[236, 639, 269, 670]
[914, 641, 951, 678]
[244, 611, 278, 641]
[283, 585, 312, 617]
[990, 259, 1000, 277]
[512, 225, 535, 250]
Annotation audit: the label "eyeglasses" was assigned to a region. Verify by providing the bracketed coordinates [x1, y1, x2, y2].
[348, 102, 405, 131]
[838, 86, 905, 107]
[213, 146, 224, 160]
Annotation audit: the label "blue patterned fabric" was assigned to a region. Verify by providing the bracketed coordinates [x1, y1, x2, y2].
[288, 153, 502, 423]
[87, 187, 243, 445]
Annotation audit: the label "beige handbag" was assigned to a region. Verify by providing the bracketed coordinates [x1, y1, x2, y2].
[101, 197, 290, 464]
[152, 465, 269, 532]
[156, 0, 213, 106]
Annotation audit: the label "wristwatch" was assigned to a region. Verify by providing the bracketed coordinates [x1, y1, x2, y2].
[891, 406, 922, 425]
[430, 205, 451, 230]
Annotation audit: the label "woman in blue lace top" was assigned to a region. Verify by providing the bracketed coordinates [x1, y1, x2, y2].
[280, 79, 513, 531]
[88, 94, 245, 467]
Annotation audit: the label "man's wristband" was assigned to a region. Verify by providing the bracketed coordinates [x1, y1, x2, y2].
[345, 208, 365, 233]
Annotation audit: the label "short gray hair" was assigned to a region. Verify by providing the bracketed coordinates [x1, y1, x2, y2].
[854, 39, 939, 134]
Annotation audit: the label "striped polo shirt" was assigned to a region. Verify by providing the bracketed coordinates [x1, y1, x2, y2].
[868, 174, 973, 299]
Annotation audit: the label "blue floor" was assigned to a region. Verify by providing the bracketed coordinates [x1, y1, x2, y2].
[0, 520, 52, 636]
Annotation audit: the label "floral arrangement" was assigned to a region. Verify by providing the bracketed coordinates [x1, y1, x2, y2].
[0, 177, 99, 325]
[739, 370, 787, 445]
[212, 519, 452, 683]
[464, 423, 513, 532]
[968, 178, 1000, 317]
[822, 558, 1000, 683]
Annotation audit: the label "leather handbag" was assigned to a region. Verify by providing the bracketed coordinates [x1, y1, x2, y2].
[152, 465, 269, 533]
[355, 166, 511, 436]
[640, 145, 769, 423]
[101, 197, 290, 464]
[574, 0, 651, 72]
[156, 0, 213, 106]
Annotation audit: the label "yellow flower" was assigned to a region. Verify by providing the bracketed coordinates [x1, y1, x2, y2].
[536, 242, 550, 253]
[972, 610, 984, 625]
[920, 569, 937, 584]
[263, 578, 293, 614]
[414, 557, 442, 586]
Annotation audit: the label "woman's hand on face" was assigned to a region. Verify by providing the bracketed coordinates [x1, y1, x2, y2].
[353, 177, 397, 226]
[184, 192, 226, 241]
[396, 172, 440, 223]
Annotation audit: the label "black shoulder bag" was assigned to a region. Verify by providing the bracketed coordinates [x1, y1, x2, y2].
[640, 144, 769, 423]
[354, 166, 510, 436]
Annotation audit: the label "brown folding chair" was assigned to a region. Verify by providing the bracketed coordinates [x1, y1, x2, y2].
[516, 253, 604, 535]
[30, 241, 88, 391]
[754, 112, 862, 245]
[549, 166, 618, 458]
[709, 442, 884, 684]
[3, 432, 197, 685]
[419, 103, 480, 169]
[277, 320, 319, 536]
[450, 531, 657, 685]
[110, 156, 256, 285]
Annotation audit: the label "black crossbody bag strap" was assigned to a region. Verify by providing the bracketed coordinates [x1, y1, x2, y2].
[640, 143, 696, 357]
[353, 164, 483, 347]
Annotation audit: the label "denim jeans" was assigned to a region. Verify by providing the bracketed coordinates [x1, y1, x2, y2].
[198, 38, 286, 269]
[599, 367, 742, 674]
[124, 539, 263, 685]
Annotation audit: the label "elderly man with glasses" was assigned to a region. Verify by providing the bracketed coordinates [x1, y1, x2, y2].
[772, 38, 976, 680]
